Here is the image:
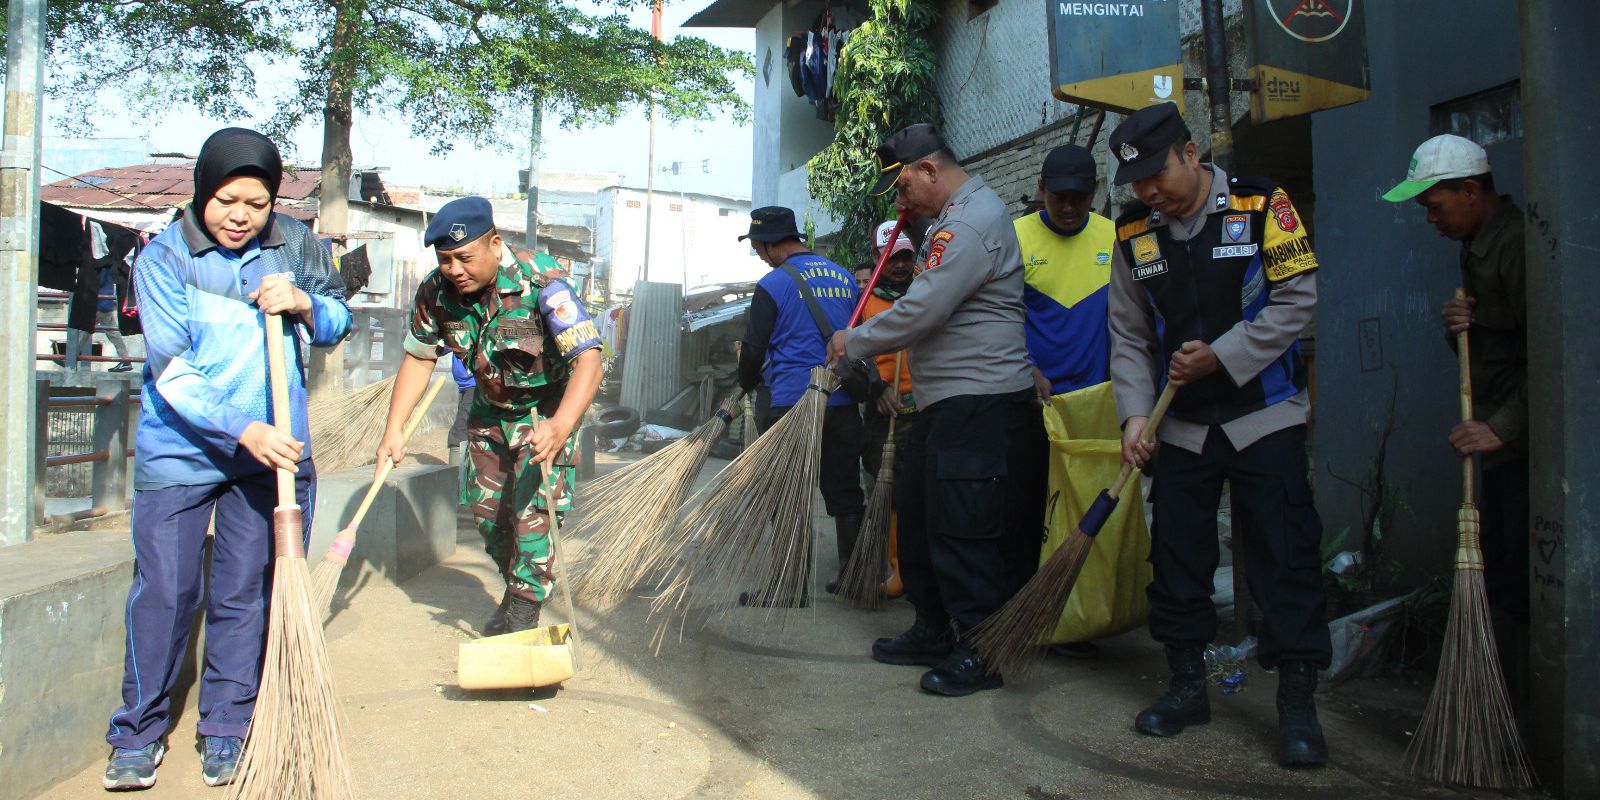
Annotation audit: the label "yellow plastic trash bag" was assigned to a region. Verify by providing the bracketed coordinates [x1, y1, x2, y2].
[1039, 381, 1152, 644]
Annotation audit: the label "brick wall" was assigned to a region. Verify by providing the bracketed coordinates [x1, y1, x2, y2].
[932, 0, 1074, 163]
[959, 110, 1127, 220]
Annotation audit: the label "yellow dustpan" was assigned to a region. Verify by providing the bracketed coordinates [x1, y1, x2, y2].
[457, 623, 575, 689]
[457, 463, 580, 690]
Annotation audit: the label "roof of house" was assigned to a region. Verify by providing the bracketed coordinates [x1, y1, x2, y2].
[682, 0, 770, 28]
[41, 162, 353, 222]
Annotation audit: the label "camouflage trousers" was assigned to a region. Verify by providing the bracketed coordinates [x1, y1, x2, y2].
[463, 412, 576, 605]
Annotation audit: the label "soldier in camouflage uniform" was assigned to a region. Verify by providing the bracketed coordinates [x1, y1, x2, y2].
[376, 196, 602, 634]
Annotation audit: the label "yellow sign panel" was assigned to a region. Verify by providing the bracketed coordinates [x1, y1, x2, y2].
[1248, 64, 1371, 124]
[1056, 65, 1186, 115]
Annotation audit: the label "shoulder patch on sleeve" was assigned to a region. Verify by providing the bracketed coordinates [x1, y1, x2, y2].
[924, 229, 955, 271]
[1268, 189, 1301, 233]
[1117, 217, 1151, 242]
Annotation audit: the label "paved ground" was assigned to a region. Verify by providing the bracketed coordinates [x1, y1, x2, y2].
[40, 453, 1516, 800]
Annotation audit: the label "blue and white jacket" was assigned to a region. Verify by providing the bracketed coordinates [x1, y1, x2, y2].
[132, 211, 352, 489]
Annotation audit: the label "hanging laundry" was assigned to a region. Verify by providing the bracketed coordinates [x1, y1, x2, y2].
[39, 202, 90, 293]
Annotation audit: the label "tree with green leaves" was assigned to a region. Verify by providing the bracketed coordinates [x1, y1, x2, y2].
[805, 0, 939, 266]
[5, 0, 750, 235]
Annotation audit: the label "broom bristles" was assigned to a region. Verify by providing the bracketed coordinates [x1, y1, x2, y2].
[969, 530, 1096, 678]
[226, 553, 354, 800]
[308, 376, 417, 472]
[310, 532, 354, 614]
[1405, 567, 1534, 788]
[567, 399, 737, 610]
[837, 468, 894, 609]
[647, 368, 837, 650]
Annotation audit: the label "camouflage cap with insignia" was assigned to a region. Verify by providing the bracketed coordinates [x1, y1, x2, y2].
[425, 196, 496, 251]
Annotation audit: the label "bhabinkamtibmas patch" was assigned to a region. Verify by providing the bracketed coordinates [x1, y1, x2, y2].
[1262, 232, 1317, 281]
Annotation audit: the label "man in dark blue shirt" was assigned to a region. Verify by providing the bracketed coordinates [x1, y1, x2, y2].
[737, 206, 865, 603]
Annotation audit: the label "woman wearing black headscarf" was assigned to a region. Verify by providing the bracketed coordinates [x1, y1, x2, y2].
[101, 128, 353, 791]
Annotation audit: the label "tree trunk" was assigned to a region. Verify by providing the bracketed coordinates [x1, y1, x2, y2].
[317, 0, 363, 237]
[311, 0, 364, 403]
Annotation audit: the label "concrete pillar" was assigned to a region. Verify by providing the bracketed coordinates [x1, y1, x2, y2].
[0, 0, 45, 546]
[1521, 1, 1600, 794]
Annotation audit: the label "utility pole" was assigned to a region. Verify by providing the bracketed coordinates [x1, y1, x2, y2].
[642, 0, 663, 283]
[1521, 0, 1600, 792]
[525, 98, 542, 251]
[1199, 0, 1234, 172]
[0, 0, 45, 546]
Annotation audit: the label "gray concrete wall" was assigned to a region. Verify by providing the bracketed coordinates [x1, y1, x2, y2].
[0, 463, 459, 800]
[0, 531, 133, 800]
[1309, 2, 1522, 581]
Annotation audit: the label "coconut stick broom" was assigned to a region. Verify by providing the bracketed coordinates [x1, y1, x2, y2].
[837, 351, 905, 610]
[971, 382, 1177, 678]
[647, 367, 839, 649]
[568, 395, 742, 611]
[312, 374, 450, 614]
[306, 375, 400, 472]
[1404, 289, 1534, 789]
[226, 313, 354, 800]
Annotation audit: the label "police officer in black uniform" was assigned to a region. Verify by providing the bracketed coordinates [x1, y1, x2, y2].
[1105, 103, 1332, 767]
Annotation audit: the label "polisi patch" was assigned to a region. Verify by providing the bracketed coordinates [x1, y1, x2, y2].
[1132, 233, 1161, 265]
[1223, 214, 1249, 242]
[1212, 244, 1259, 259]
[1132, 260, 1168, 281]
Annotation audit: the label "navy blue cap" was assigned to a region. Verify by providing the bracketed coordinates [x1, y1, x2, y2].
[1109, 102, 1190, 185]
[425, 196, 496, 250]
[1040, 144, 1097, 194]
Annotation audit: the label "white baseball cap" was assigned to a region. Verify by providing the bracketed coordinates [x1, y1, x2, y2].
[1382, 134, 1492, 202]
[874, 219, 913, 257]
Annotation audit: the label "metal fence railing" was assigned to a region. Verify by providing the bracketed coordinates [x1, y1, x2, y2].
[35, 377, 134, 526]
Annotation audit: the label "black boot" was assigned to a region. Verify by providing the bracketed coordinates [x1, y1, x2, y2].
[503, 592, 543, 634]
[919, 641, 1003, 697]
[482, 588, 514, 636]
[1276, 661, 1328, 766]
[1135, 645, 1211, 736]
[825, 512, 864, 594]
[871, 610, 956, 667]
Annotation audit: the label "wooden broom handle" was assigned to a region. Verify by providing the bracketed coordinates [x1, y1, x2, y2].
[1109, 382, 1179, 501]
[346, 375, 450, 530]
[1455, 288, 1475, 504]
[265, 312, 295, 507]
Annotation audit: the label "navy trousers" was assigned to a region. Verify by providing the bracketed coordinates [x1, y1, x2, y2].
[106, 464, 315, 748]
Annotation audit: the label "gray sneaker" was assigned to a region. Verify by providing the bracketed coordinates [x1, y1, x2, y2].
[103, 741, 164, 791]
[201, 735, 243, 786]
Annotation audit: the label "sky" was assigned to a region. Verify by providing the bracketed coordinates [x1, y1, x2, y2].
[31, 2, 758, 200]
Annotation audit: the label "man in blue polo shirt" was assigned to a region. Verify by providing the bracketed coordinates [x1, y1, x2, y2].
[737, 206, 865, 604]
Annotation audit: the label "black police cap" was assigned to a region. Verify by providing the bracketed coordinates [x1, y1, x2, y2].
[740, 206, 803, 243]
[871, 123, 947, 196]
[1109, 102, 1191, 185]
[1040, 144, 1097, 194]
[425, 196, 496, 250]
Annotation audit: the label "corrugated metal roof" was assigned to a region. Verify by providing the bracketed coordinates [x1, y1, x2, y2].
[682, 0, 769, 28]
[42, 162, 325, 213]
